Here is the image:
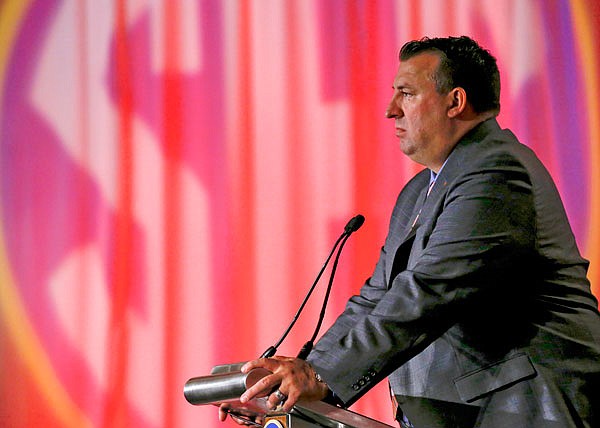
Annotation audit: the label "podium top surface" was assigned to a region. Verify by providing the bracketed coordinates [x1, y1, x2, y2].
[292, 400, 395, 428]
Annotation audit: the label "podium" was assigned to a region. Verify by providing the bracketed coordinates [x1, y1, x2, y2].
[184, 363, 395, 428]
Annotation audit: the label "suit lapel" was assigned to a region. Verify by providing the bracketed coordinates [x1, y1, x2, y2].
[386, 176, 430, 285]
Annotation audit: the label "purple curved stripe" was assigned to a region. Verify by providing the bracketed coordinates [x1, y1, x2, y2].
[537, 1, 590, 246]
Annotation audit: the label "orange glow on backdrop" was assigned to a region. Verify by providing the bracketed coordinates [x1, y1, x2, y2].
[1, 1, 599, 427]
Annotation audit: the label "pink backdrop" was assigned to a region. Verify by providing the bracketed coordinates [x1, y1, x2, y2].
[1, 1, 599, 427]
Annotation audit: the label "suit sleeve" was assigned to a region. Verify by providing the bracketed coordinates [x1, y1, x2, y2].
[308, 152, 536, 406]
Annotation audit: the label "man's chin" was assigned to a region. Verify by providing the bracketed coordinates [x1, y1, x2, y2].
[399, 141, 416, 156]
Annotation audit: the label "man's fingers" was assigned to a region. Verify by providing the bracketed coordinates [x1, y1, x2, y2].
[241, 372, 279, 403]
[218, 408, 227, 422]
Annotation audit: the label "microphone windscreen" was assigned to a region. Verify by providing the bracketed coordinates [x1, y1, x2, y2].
[344, 214, 365, 233]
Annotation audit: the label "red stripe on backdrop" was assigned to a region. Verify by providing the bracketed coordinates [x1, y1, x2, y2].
[221, 0, 258, 361]
[105, 0, 134, 426]
[284, 0, 312, 350]
[348, 1, 381, 291]
[163, 0, 183, 426]
[409, 0, 422, 37]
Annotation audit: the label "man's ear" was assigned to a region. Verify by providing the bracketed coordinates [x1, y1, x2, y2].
[447, 87, 467, 118]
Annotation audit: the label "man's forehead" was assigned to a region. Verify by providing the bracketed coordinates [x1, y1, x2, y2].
[394, 52, 440, 84]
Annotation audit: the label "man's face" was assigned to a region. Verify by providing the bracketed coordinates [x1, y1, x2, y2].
[386, 52, 454, 170]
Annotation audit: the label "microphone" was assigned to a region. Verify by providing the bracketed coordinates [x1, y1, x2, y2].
[296, 214, 364, 359]
[259, 214, 365, 359]
[344, 214, 365, 234]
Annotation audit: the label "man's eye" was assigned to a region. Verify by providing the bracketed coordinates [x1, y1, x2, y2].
[402, 91, 412, 97]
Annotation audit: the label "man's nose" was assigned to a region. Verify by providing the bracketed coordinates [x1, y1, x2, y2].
[385, 97, 401, 118]
[385, 103, 400, 118]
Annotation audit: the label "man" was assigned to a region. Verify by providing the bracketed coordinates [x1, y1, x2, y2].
[221, 36, 600, 427]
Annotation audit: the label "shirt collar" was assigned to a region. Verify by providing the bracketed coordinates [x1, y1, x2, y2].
[429, 157, 448, 185]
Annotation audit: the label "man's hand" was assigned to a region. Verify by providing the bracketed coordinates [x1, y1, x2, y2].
[239, 356, 329, 413]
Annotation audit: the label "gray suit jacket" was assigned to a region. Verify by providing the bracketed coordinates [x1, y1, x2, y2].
[308, 119, 600, 427]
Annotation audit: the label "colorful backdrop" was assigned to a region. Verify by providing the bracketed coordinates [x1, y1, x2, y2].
[1, 0, 599, 427]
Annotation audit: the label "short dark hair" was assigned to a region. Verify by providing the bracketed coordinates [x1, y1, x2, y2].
[400, 36, 501, 114]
